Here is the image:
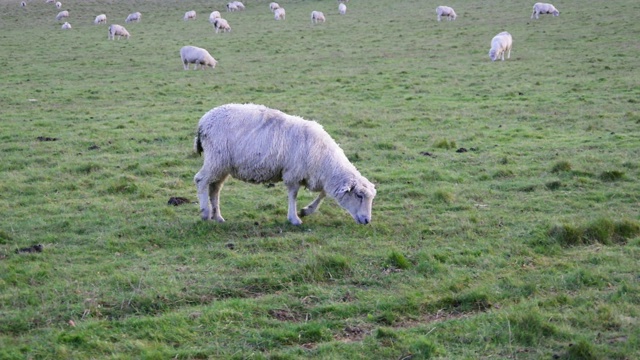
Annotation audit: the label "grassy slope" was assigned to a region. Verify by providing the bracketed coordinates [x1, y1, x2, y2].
[1, 0, 639, 358]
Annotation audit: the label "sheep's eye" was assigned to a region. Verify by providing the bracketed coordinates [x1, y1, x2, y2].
[355, 193, 364, 200]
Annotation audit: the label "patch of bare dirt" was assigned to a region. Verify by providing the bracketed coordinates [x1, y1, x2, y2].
[168, 197, 191, 206]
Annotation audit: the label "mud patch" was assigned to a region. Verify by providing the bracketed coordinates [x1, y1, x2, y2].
[168, 197, 191, 206]
[15, 244, 43, 254]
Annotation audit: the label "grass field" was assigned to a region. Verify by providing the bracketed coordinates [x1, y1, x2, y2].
[1, 0, 639, 358]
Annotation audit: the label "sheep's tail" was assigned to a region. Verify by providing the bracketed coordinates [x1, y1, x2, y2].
[194, 130, 203, 155]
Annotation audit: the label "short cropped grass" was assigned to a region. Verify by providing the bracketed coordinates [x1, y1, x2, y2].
[1, 0, 639, 358]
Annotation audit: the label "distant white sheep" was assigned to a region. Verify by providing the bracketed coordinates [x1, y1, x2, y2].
[209, 11, 221, 23]
[193, 103, 377, 225]
[213, 18, 231, 33]
[227, 1, 244, 12]
[21, 1, 26, 8]
[46, 0, 54, 4]
[531, 3, 559, 19]
[55, 10, 68, 21]
[274, 7, 285, 20]
[338, 3, 347, 15]
[489, 31, 513, 61]
[232, 1, 245, 10]
[436, 6, 457, 21]
[55, 1, 61, 9]
[61, 21, 71, 29]
[180, 46, 218, 70]
[269, 2, 280, 12]
[125, 12, 141, 23]
[94, 14, 107, 25]
[108, 24, 130, 40]
[311, 11, 325, 24]
[183, 10, 196, 21]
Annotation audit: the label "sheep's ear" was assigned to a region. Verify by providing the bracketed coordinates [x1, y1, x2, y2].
[338, 180, 356, 194]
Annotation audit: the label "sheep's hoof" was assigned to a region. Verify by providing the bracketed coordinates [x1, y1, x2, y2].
[299, 208, 310, 217]
[288, 217, 303, 226]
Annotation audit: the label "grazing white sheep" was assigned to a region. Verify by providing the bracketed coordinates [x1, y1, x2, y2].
[269, 2, 280, 12]
[61, 21, 71, 29]
[108, 24, 130, 40]
[213, 18, 231, 33]
[226, 2, 239, 11]
[489, 31, 513, 61]
[274, 7, 285, 20]
[311, 11, 326, 24]
[436, 6, 457, 21]
[232, 1, 245, 10]
[209, 11, 221, 23]
[531, 3, 559, 19]
[55, 10, 68, 21]
[21, 1, 26, 8]
[125, 12, 141, 23]
[338, 3, 347, 15]
[193, 103, 377, 225]
[180, 46, 217, 70]
[55, 1, 61, 9]
[94, 14, 107, 25]
[183, 10, 196, 21]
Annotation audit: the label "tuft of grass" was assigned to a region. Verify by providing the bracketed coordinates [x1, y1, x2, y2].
[433, 189, 455, 204]
[429, 291, 492, 313]
[406, 336, 442, 359]
[433, 139, 457, 150]
[386, 250, 412, 270]
[559, 339, 600, 360]
[548, 218, 640, 246]
[297, 254, 351, 282]
[598, 170, 625, 182]
[509, 309, 558, 346]
[546, 180, 563, 190]
[552, 161, 572, 173]
[105, 175, 139, 194]
[492, 169, 514, 179]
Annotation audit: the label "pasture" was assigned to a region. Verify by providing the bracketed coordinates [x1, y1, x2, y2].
[1, 0, 639, 358]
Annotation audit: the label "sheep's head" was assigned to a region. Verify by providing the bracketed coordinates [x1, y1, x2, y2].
[489, 49, 498, 61]
[552, 9, 559, 16]
[334, 178, 376, 224]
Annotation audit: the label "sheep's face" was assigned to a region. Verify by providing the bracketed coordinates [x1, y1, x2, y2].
[552, 10, 559, 16]
[335, 178, 376, 224]
[489, 49, 498, 61]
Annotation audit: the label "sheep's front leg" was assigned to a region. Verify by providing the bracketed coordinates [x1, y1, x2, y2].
[299, 191, 326, 218]
[286, 184, 303, 225]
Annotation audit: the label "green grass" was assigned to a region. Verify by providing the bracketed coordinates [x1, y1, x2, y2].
[1, 0, 640, 358]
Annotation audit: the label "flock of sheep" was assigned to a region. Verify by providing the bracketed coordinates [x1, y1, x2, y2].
[436, 2, 559, 61]
[23, 0, 561, 68]
[21, 0, 561, 224]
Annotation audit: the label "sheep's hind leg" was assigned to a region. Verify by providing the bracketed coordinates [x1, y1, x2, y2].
[299, 191, 326, 218]
[195, 170, 227, 222]
[195, 171, 212, 220]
